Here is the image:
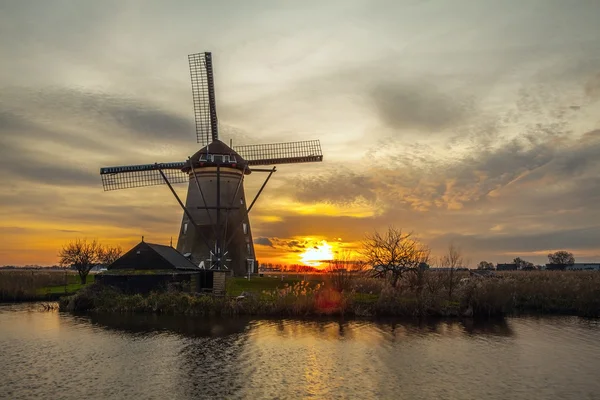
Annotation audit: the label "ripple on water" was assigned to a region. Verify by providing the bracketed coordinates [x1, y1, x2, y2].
[1, 305, 599, 400]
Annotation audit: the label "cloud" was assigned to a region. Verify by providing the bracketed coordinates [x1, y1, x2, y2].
[262, 127, 600, 261]
[254, 237, 274, 247]
[293, 170, 377, 205]
[0, 137, 100, 187]
[370, 80, 473, 132]
[585, 72, 600, 99]
[1, 87, 195, 144]
[0, 87, 200, 189]
[429, 226, 600, 259]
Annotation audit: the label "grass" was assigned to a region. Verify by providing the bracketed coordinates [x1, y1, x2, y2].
[0, 270, 95, 302]
[226, 275, 322, 296]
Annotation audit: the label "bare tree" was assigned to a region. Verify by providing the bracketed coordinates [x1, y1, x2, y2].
[326, 250, 366, 292]
[440, 243, 466, 301]
[362, 227, 430, 288]
[58, 239, 102, 284]
[99, 245, 122, 266]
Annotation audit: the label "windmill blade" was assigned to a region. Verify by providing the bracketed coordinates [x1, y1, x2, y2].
[100, 162, 188, 191]
[234, 140, 323, 166]
[189, 52, 218, 145]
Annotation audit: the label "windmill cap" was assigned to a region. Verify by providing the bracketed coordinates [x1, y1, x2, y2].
[183, 139, 249, 173]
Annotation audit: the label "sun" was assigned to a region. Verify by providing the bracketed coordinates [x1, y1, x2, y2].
[300, 241, 334, 267]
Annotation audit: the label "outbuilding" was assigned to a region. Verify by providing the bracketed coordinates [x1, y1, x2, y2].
[96, 241, 227, 295]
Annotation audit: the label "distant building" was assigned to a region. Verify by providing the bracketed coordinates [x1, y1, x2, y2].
[565, 263, 600, 271]
[423, 267, 469, 272]
[542, 263, 600, 271]
[496, 263, 518, 271]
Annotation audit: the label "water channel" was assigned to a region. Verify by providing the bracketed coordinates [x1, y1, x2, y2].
[1, 303, 599, 399]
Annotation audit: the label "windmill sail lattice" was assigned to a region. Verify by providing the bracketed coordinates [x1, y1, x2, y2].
[99, 51, 323, 276]
[100, 163, 188, 191]
[189, 52, 218, 146]
[234, 140, 323, 166]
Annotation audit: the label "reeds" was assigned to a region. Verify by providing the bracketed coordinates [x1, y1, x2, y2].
[59, 271, 600, 318]
[0, 270, 69, 302]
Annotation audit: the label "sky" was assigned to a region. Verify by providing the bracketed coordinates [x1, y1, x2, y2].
[1, 0, 600, 267]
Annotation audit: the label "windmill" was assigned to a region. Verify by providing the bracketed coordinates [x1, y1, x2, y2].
[99, 52, 323, 276]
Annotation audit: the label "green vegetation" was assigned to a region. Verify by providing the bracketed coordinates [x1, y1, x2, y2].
[0, 270, 95, 302]
[226, 275, 320, 296]
[59, 271, 600, 318]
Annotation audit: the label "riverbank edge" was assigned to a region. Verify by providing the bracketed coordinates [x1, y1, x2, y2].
[57, 284, 600, 318]
[2, 292, 75, 303]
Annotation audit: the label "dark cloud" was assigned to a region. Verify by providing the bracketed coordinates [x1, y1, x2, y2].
[370, 80, 473, 132]
[0, 108, 120, 155]
[0, 136, 99, 187]
[0, 110, 30, 131]
[0, 87, 199, 188]
[260, 237, 314, 253]
[3, 87, 195, 144]
[585, 72, 600, 99]
[293, 170, 377, 205]
[254, 237, 274, 247]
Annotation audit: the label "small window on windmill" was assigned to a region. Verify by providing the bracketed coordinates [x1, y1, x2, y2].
[183, 223, 188, 234]
[240, 198, 244, 205]
[199, 154, 207, 161]
[246, 243, 252, 254]
[213, 155, 223, 163]
[243, 223, 248, 235]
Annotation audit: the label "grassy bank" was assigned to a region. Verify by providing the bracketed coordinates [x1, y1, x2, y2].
[60, 271, 600, 318]
[0, 270, 94, 302]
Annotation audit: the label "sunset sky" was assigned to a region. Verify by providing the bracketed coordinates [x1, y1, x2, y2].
[1, 0, 600, 267]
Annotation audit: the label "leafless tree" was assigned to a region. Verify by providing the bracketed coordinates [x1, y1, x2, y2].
[99, 245, 122, 266]
[326, 250, 366, 292]
[362, 227, 430, 288]
[440, 243, 467, 301]
[58, 239, 102, 284]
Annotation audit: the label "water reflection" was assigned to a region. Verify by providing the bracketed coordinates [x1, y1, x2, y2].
[92, 313, 518, 341]
[88, 313, 252, 337]
[0, 304, 599, 400]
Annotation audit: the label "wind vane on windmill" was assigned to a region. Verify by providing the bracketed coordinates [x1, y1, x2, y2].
[99, 52, 323, 276]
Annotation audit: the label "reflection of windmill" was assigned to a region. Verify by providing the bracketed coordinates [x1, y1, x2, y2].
[100, 52, 323, 276]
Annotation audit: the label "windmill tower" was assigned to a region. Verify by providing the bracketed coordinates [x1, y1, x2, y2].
[100, 52, 323, 276]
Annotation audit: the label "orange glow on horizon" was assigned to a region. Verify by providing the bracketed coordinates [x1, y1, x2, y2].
[300, 240, 334, 267]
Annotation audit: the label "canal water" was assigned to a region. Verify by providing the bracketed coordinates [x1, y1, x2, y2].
[1, 303, 599, 399]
